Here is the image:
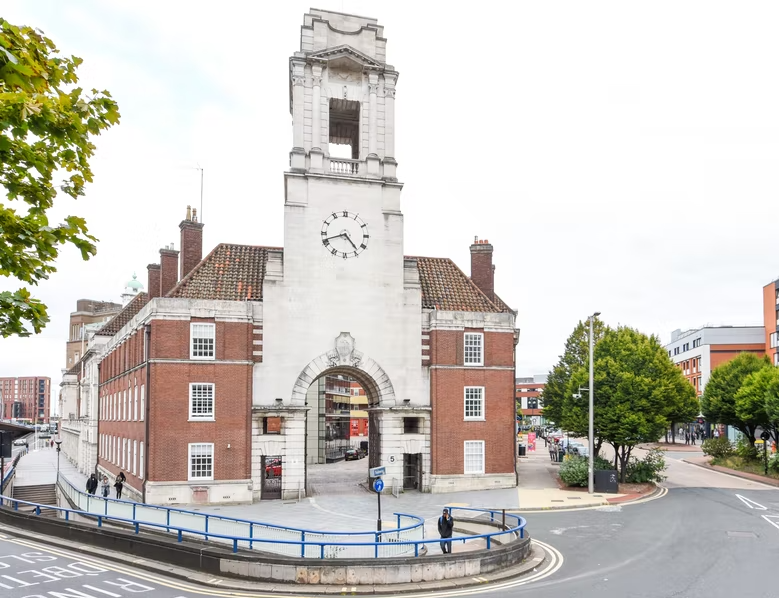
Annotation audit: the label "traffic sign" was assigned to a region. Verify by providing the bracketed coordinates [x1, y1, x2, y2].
[369, 466, 386, 478]
[373, 478, 384, 493]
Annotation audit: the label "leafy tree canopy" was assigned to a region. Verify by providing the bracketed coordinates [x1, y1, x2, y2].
[0, 18, 120, 336]
[701, 352, 770, 444]
[541, 317, 607, 427]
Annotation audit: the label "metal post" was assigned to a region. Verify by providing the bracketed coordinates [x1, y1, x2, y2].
[765, 441, 768, 476]
[588, 312, 600, 494]
[377, 484, 382, 532]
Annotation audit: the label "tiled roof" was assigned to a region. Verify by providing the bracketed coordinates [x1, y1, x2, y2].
[95, 292, 149, 337]
[168, 244, 272, 301]
[64, 362, 81, 376]
[492, 293, 516, 315]
[414, 257, 503, 313]
[161, 244, 512, 314]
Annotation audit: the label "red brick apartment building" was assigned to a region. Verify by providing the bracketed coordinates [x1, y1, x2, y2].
[0, 376, 51, 423]
[516, 375, 547, 425]
[764, 278, 779, 366]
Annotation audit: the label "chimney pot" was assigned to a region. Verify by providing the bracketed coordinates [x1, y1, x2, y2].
[186, 205, 192, 221]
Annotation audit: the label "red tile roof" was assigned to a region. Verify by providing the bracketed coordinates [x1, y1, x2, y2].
[166, 245, 512, 314]
[168, 244, 273, 301]
[95, 293, 149, 337]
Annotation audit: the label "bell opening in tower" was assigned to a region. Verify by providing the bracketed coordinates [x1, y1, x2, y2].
[328, 98, 360, 160]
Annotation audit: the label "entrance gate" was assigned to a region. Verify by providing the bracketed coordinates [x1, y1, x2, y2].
[261, 455, 282, 500]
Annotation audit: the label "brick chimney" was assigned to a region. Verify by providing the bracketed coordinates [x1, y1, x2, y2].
[159, 244, 179, 297]
[470, 236, 494, 302]
[147, 263, 161, 299]
[179, 205, 204, 280]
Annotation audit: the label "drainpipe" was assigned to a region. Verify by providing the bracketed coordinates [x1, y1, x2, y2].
[143, 324, 151, 503]
[513, 329, 520, 488]
[96, 362, 101, 480]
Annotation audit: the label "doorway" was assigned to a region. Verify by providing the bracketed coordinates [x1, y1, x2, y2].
[261, 455, 282, 500]
[403, 453, 421, 491]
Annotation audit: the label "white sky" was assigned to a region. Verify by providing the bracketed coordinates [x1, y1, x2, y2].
[2, 1, 779, 401]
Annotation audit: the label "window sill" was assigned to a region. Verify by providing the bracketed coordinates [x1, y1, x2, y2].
[464, 471, 485, 476]
[189, 355, 216, 361]
[188, 417, 215, 422]
[464, 417, 486, 422]
[187, 478, 214, 482]
[463, 363, 484, 368]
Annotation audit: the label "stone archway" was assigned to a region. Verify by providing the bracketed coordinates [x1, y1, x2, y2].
[290, 333, 396, 408]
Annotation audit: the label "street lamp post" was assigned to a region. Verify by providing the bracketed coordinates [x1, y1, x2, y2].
[55, 439, 62, 477]
[588, 312, 601, 494]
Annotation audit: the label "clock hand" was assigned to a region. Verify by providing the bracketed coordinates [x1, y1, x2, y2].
[324, 233, 347, 242]
[343, 233, 358, 251]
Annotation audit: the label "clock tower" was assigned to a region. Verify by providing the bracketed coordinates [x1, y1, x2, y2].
[257, 9, 428, 497]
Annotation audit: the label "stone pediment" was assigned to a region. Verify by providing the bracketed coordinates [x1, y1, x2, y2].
[307, 45, 383, 70]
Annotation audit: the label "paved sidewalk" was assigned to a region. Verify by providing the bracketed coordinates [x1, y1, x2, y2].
[683, 455, 779, 488]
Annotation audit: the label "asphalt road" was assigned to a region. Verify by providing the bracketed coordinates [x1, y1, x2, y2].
[1, 453, 777, 598]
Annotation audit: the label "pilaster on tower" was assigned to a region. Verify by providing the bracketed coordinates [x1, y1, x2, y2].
[288, 9, 399, 182]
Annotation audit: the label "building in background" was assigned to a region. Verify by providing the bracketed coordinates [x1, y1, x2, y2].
[516, 375, 547, 427]
[763, 277, 779, 366]
[665, 326, 765, 397]
[0, 376, 50, 423]
[65, 299, 122, 369]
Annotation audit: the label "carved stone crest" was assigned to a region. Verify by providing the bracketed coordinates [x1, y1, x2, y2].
[327, 332, 363, 368]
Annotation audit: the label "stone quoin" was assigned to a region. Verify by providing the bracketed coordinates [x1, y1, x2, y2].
[83, 9, 520, 505]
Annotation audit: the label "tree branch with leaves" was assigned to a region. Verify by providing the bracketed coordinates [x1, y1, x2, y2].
[0, 18, 120, 336]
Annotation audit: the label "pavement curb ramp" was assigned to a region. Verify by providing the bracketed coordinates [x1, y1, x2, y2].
[681, 459, 779, 488]
[0, 524, 550, 595]
[511, 484, 664, 513]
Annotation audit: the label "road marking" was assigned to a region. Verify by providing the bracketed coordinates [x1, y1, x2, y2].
[762, 515, 779, 532]
[736, 494, 768, 510]
[2, 535, 565, 598]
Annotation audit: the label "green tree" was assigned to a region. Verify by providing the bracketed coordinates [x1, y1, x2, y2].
[765, 371, 779, 445]
[664, 370, 700, 443]
[0, 18, 120, 337]
[701, 353, 770, 446]
[735, 365, 776, 441]
[568, 327, 689, 482]
[541, 317, 607, 429]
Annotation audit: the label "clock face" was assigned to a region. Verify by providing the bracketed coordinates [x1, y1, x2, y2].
[321, 211, 369, 259]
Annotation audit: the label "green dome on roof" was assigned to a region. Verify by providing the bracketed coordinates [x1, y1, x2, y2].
[126, 272, 144, 291]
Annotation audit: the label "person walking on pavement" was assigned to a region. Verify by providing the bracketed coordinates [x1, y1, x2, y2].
[101, 475, 110, 498]
[438, 508, 454, 554]
[114, 471, 126, 500]
[86, 473, 98, 495]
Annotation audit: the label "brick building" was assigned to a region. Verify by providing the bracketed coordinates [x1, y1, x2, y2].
[91, 10, 518, 505]
[0, 376, 50, 423]
[763, 277, 779, 366]
[665, 326, 765, 397]
[516, 375, 547, 426]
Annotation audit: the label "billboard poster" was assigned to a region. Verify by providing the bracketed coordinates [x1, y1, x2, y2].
[528, 432, 536, 452]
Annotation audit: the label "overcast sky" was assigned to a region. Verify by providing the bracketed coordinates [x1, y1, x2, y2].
[2, 1, 779, 402]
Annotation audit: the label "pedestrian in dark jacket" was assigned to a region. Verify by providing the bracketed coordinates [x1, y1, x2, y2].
[438, 508, 454, 554]
[86, 474, 98, 495]
[114, 471, 126, 500]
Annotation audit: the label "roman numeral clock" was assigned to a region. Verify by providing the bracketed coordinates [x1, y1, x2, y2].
[321, 211, 369, 259]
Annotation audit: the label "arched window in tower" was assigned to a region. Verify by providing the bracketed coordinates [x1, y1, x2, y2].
[329, 98, 360, 160]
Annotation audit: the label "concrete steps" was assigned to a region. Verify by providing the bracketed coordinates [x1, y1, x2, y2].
[12, 484, 59, 518]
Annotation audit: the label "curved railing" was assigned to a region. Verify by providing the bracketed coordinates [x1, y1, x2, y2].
[0, 489, 526, 558]
[54, 473, 424, 558]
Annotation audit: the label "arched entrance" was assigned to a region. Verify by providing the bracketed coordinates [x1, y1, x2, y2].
[290, 334, 397, 495]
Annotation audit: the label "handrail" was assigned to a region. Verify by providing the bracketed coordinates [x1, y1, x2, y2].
[56, 472, 422, 537]
[0, 491, 527, 558]
[55, 472, 426, 558]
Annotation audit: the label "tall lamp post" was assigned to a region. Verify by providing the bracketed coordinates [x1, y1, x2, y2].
[588, 312, 601, 494]
[55, 439, 62, 478]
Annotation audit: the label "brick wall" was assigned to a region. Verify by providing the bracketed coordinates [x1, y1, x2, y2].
[429, 329, 515, 476]
[159, 249, 179, 297]
[179, 220, 204, 280]
[469, 241, 494, 302]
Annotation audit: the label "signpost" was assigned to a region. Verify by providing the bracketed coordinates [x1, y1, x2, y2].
[371, 478, 384, 532]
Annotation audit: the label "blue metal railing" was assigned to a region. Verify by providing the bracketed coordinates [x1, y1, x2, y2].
[0, 488, 526, 558]
[54, 472, 426, 558]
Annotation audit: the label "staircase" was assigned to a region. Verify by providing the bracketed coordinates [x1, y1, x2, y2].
[12, 484, 59, 518]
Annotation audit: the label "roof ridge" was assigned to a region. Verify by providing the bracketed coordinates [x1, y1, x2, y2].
[95, 292, 149, 337]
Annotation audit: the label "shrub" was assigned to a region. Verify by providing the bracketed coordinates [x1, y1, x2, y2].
[625, 448, 667, 483]
[702, 436, 735, 459]
[769, 452, 779, 474]
[559, 456, 588, 487]
[594, 455, 616, 470]
[735, 436, 759, 462]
